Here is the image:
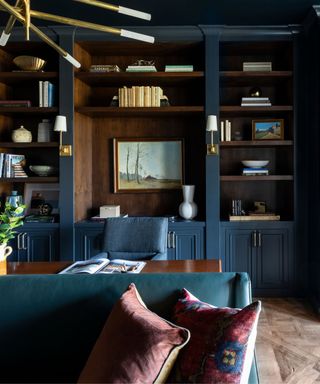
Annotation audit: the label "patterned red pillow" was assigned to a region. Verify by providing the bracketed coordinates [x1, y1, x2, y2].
[171, 289, 261, 384]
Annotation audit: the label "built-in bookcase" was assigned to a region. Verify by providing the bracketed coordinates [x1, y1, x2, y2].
[73, 40, 206, 221]
[219, 41, 294, 221]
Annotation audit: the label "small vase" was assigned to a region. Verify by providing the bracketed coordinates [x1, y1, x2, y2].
[6, 191, 24, 216]
[12, 125, 32, 143]
[179, 185, 198, 220]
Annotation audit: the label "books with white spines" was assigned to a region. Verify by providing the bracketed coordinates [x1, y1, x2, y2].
[242, 168, 269, 175]
[243, 62, 272, 71]
[3, 154, 27, 177]
[126, 65, 157, 72]
[59, 256, 145, 274]
[225, 120, 231, 141]
[241, 103, 272, 106]
[0, 153, 4, 177]
[242, 97, 270, 101]
[39, 81, 43, 107]
[165, 65, 194, 72]
[220, 121, 225, 142]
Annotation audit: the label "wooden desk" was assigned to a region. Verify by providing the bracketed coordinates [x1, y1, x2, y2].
[7, 259, 222, 274]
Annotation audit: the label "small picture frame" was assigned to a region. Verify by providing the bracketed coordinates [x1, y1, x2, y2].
[24, 183, 59, 215]
[252, 119, 284, 140]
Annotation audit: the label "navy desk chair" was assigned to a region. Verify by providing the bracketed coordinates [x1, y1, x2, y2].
[95, 217, 169, 261]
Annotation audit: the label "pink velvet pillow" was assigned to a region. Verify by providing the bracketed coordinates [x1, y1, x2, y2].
[171, 289, 261, 384]
[78, 283, 190, 384]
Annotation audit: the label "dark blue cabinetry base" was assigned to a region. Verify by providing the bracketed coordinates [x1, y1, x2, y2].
[220, 221, 294, 296]
[8, 224, 60, 262]
[75, 220, 205, 261]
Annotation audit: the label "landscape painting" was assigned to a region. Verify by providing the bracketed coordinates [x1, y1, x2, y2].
[252, 119, 284, 140]
[114, 138, 184, 192]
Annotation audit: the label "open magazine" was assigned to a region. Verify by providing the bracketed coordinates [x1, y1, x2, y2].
[59, 257, 146, 274]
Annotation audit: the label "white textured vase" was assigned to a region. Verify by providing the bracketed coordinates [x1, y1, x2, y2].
[179, 185, 198, 220]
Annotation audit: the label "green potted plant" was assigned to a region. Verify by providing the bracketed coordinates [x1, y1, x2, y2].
[0, 202, 25, 273]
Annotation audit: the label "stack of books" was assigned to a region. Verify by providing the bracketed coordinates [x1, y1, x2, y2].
[242, 167, 269, 176]
[243, 62, 272, 72]
[229, 213, 280, 221]
[231, 199, 243, 216]
[118, 86, 163, 107]
[165, 65, 193, 72]
[126, 65, 157, 72]
[89, 64, 120, 72]
[220, 120, 232, 141]
[241, 97, 271, 107]
[39, 81, 56, 107]
[0, 153, 27, 178]
[0, 100, 31, 107]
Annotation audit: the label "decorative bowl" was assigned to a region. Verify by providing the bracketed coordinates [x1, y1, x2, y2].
[29, 165, 57, 176]
[13, 56, 46, 71]
[241, 160, 269, 168]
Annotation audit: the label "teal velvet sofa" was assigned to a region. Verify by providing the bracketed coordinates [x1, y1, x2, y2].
[0, 272, 259, 383]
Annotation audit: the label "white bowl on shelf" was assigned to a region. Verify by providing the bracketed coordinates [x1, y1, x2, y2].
[241, 160, 269, 168]
[29, 165, 57, 176]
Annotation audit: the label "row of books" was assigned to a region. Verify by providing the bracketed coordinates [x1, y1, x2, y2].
[220, 120, 232, 141]
[118, 86, 164, 107]
[38, 81, 56, 107]
[242, 167, 269, 176]
[126, 65, 157, 72]
[241, 97, 272, 107]
[0, 153, 27, 178]
[242, 61, 272, 72]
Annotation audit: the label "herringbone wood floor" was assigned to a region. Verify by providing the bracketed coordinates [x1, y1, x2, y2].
[256, 298, 320, 384]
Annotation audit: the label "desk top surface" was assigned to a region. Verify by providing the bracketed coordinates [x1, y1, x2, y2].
[7, 259, 222, 274]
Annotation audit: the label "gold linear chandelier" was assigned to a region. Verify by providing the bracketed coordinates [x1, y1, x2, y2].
[0, 0, 154, 68]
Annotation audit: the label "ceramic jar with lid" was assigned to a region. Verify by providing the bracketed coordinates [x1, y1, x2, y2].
[12, 125, 32, 143]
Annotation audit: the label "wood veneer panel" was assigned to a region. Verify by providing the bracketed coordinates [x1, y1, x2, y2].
[89, 117, 205, 218]
[74, 43, 92, 73]
[75, 112, 93, 222]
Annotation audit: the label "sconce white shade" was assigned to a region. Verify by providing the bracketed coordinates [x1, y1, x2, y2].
[206, 115, 218, 132]
[54, 115, 67, 132]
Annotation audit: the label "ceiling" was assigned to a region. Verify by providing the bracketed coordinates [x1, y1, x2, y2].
[0, 0, 319, 27]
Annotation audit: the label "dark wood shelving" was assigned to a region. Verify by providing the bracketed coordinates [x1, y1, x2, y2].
[0, 142, 59, 148]
[0, 107, 58, 115]
[220, 71, 292, 85]
[75, 106, 204, 117]
[75, 71, 204, 86]
[0, 177, 59, 183]
[0, 72, 58, 84]
[220, 175, 293, 181]
[220, 106, 293, 114]
[220, 140, 293, 147]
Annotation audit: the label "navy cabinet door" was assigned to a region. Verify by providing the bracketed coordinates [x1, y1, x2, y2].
[222, 224, 294, 295]
[167, 227, 204, 260]
[254, 228, 293, 294]
[8, 228, 59, 262]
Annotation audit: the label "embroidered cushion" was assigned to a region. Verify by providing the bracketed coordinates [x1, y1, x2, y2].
[171, 288, 261, 384]
[78, 283, 190, 384]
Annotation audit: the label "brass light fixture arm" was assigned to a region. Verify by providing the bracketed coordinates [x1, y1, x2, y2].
[0, 0, 22, 46]
[0, 0, 81, 67]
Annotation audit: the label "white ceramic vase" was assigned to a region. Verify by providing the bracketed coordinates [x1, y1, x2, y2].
[179, 185, 198, 220]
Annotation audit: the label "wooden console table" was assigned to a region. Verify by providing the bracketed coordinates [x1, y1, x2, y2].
[7, 259, 222, 275]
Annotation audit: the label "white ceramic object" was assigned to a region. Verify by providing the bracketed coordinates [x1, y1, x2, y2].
[241, 160, 269, 168]
[179, 185, 198, 220]
[0, 243, 12, 262]
[12, 125, 32, 143]
[29, 165, 57, 176]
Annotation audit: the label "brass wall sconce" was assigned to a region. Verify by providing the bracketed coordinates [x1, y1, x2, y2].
[206, 115, 219, 155]
[54, 115, 72, 157]
[0, 0, 154, 68]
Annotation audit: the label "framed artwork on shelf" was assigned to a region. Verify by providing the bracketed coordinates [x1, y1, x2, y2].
[113, 138, 184, 193]
[252, 119, 284, 140]
[24, 183, 59, 215]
